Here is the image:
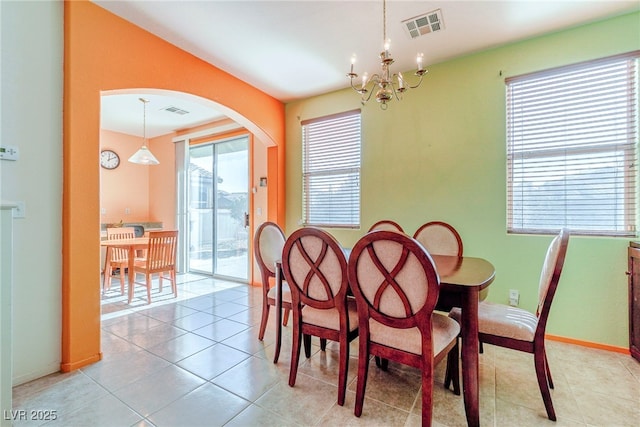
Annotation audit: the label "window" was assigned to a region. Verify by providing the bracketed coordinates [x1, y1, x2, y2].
[506, 52, 639, 236]
[302, 110, 361, 228]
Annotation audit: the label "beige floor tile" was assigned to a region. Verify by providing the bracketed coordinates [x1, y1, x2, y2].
[212, 356, 284, 401]
[147, 382, 250, 426]
[176, 342, 251, 380]
[13, 275, 640, 427]
[255, 373, 339, 426]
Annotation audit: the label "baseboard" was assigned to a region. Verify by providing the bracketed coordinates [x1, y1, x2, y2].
[546, 334, 629, 355]
[59, 352, 102, 373]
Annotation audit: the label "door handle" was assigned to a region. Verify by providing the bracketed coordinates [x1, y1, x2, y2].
[244, 212, 250, 228]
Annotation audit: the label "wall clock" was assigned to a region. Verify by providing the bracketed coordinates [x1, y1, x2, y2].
[100, 149, 120, 170]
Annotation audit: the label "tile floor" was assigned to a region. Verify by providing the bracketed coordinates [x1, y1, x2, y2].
[11, 273, 640, 426]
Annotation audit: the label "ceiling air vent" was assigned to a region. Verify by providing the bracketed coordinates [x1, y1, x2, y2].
[162, 106, 190, 115]
[402, 9, 444, 39]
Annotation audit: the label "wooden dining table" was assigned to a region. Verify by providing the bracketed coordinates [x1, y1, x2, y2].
[431, 254, 495, 427]
[100, 237, 149, 303]
[274, 252, 494, 427]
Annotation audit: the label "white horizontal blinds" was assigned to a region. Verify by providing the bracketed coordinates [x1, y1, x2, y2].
[506, 51, 639, 236]
[302, 110, 361, 228]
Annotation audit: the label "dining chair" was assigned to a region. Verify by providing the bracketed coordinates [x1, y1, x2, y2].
[368, 219, 404, 233]
[447, 228, 570, 421]
[347, 230, 461, 426]
[281, 226, 358, 406]
[131, 230, 178, 304]
[104, 227, 136, 294]
[413, 221, 463, 256]
[254, 221, 292, 363]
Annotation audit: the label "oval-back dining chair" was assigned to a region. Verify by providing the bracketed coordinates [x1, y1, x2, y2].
[447, 228, 570, 421]
[348, 230, 460, 426]
[413, 221, 463, 257]
[368, 219, 404, 233]
[254, 221, 292, 363]
[281, 226, 358, 406]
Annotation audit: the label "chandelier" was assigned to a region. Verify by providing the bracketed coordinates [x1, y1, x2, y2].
[347, 0, 427, 109]
[128, 97, 159, 165]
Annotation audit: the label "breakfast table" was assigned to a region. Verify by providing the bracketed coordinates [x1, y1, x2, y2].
[100, 237, 149, 303]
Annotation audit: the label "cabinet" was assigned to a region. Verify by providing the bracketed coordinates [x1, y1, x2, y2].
[1, 202, 16, 427]
[629, 242, 640, 362]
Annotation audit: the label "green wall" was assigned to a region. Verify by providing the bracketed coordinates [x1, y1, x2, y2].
[285, 12, 640, 348]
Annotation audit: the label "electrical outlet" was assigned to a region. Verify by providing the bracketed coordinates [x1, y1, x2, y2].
[509, 289, 519, 307]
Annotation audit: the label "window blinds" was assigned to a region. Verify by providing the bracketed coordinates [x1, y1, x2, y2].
[506, 52, 639, 236]
[302, 110, 361, 228]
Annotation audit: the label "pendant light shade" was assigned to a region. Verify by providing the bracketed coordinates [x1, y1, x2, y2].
[128, 97, 160, 165]
[128, 145, 159, 165]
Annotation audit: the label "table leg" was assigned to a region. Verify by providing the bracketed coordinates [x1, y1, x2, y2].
[461, 286, 480, 427]
[128, 246, 135, 304]
[274, 261, 283, 363]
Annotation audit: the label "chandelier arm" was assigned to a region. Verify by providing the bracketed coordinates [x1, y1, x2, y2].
[407, 71, 427, 89]
[390, 83, 402, 101]
[362, 87, 376, 104]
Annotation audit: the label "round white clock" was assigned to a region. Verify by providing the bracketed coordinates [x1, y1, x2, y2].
[100, 149, 120, 169]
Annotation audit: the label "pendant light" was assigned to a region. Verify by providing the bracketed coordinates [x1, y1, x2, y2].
[128, 97, 159, 165]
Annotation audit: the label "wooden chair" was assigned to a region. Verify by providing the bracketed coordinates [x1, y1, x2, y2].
[447, 228, 570, 421]
[131, 230, 178, 304]
[413, 221, 463, 256]
[368, 219, 404, 233]
[254, 221, 292, 363]
[104, 227, 135, 294]
[281, 227, 358, 406]
[347, 230, 460, 426]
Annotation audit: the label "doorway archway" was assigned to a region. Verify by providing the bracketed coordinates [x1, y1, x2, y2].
[62, 0, 285, 372]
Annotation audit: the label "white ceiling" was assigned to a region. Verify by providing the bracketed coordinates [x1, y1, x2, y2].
[95, 0, 640, 138]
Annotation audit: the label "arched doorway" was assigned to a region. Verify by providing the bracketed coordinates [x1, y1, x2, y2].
[62, 0, 285, 372]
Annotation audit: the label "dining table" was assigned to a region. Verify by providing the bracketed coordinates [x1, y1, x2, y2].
[274, 252, 494, 427]
[100, 237, 149, 303]
[431, 254, 495, 427]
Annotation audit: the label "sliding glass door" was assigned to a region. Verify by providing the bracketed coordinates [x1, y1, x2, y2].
[188, 136, 249, 281]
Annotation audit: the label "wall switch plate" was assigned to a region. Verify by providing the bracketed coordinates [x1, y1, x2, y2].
[509, 289, 519, 307]
[12, 201, 25, 219]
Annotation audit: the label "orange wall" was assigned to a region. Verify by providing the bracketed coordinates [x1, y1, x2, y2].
[100, 130, 150, 224]
[63, 0, 285, 372]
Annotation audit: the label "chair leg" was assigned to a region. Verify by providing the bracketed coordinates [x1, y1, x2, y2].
[171, 269, 177, 297]
[320, 338, 327, 351]
[289, 319, 302, 387]
[421, 354, 435, 427]
[544, 350, 554, 389]
[337, 334, 349, 406]
[354, 341, 369, 417]
[104, 266, 112, 292]
[282, 308, 290, 326]
[146, 273, 152, 304]
[374, 356, 389, 371]
[303, 334, 312, 358]
[444, 338, 460, 394]
[534, 347, 556, 421]
[258, 299, 270, 341]
[119, 263, 126, 295]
